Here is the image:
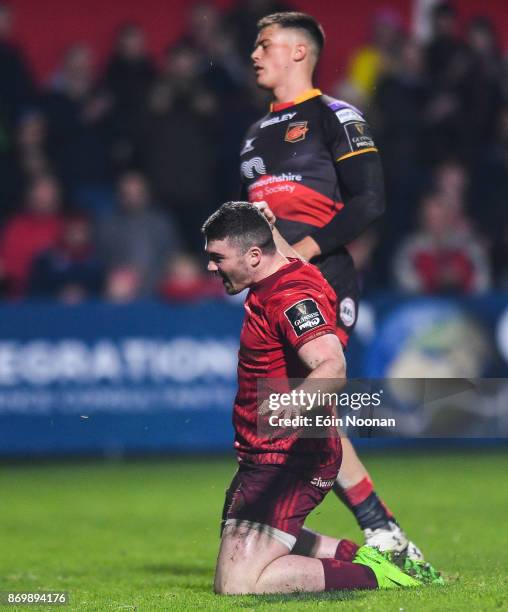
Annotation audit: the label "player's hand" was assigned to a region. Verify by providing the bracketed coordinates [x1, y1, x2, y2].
[253, 201, 276, 228]
[258, 399, 305, 440]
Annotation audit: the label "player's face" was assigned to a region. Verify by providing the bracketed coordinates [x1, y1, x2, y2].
[205, 238, 253, 295]
[251, 25, 295, 90]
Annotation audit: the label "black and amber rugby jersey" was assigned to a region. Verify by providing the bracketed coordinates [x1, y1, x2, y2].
[239, 88, 380, 344]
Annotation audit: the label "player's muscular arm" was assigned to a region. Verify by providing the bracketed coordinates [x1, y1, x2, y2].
[260, 334, 345, 419]
[270, 334, 346, 419]
[297, 333, 346, 381]
[309, 153, 385, 257]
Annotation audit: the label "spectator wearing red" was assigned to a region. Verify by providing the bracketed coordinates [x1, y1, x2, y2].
[393, 189, 490, 294]
[0, 175, 64, 297]
[159, 253, 223, 302]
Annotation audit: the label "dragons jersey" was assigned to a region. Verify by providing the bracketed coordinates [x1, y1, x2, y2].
[234, 258, 340, 469]
[239, 88, 378, 344]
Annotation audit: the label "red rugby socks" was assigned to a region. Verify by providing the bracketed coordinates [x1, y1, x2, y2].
[321, 558, 377, 590]
[334, 538, 359, 561]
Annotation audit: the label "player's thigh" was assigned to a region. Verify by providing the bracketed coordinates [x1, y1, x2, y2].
[214, 521, 288, 594]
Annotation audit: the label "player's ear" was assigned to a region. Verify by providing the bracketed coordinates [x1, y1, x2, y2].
[294, 43, 307, 62]
[248, 246, 262, 268]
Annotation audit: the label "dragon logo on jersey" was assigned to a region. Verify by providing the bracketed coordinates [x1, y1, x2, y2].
[240, 156, 267, 179]
[285, 121, 309, 143]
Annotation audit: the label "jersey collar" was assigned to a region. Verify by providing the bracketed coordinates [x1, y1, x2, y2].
[270, 88, 322, 113]
[250, 258, 302, 295]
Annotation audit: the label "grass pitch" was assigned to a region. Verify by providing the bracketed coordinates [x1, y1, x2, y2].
[1, 450, 507, 611]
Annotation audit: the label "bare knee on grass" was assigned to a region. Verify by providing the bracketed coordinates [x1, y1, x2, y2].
[214, 522, 288, 595]
[214, 522, 327, 595]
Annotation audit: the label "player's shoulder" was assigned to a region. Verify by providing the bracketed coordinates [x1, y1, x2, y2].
[240, 114, 269, 155]
[244, 113, 268, 136]
[265, 260, 331, 307]
[317, 94, 367, 124]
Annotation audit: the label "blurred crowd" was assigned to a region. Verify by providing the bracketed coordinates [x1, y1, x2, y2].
[344, 2, 508, 293]
[0, 0, 507, 303]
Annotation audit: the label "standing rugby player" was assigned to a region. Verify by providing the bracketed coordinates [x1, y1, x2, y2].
[240, 11, 424, 559]
[203, 202, 420, 594]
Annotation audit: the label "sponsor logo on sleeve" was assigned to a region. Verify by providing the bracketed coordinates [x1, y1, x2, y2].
[335, 108, 365, 124]
[339, 297, 356, 327]
[284, 299, 327, 337]
[240, 138, 257, 155]
[344, 122, 375, 151]
[284, 121, 309, 143]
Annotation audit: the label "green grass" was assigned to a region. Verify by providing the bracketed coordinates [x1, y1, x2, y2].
[1, 450, 507, 611]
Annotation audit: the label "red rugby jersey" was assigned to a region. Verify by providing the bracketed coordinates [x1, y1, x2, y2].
[233, 258, 341, 468]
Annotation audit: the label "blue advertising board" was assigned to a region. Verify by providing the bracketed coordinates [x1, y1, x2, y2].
[0, 301, 243, 456]
[1, 295, 508, 457]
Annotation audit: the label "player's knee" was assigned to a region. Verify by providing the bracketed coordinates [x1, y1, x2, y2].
[214, 572, 255, 595]
[214, 558, 258, 595]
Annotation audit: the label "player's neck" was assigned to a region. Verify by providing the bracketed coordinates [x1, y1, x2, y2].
[252, 252, 290, 285]
[272, 77, 314, 106]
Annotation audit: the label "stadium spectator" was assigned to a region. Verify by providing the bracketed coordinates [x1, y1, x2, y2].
[372, 38, 429, 241]
[158, 253, 223, 302]
[139, 43, 219, 249]
[104, 22, 156, 170]
[42, 44, 114, 196]
[103, 265, 141, 302]
[393, 189, 490, 294]
[29, 213, 104, 302]
[15, 110, 51, 184]
[463, 16, 503, 163]
[347, 8, 404, 100]
[0, 2, 35, 125]
[97, 171, 181, 295]
[182, 2, 247, 95]
[473, 105, 508, 285]
[0, 175, 65, 297]
[425, 1, 464, 86]
[0, 1, 507, 297]
[433, 159, 469, 214]
[0, 3, 36, 215]
[421, 2, 472, 163]
[227, 0, 293, 62]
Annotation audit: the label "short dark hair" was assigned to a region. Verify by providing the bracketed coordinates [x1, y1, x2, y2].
[202, 202, 276, 254]
[257, 12, 325, 57]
